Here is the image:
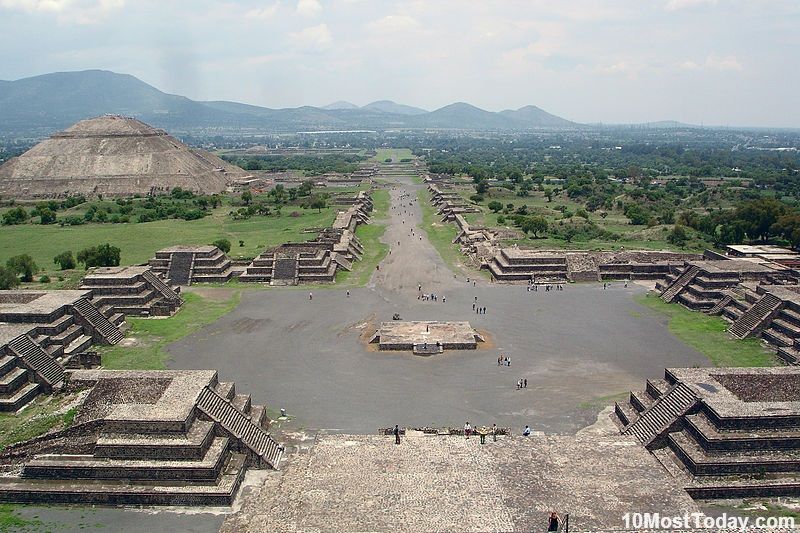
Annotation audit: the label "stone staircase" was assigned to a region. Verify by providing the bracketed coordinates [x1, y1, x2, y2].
[72, 298, 124, 344]
[660, 266, 699, 303]
[196, 386, 283, 469]
[167, 251, 195, 285]
[728, 293, 783, 339]
[271, 256, 299, 286]
[622, 383, 698, 447]
[707, 293, 734, 316]
[7, 335, 64, 388]
[142, 270, 181, 303]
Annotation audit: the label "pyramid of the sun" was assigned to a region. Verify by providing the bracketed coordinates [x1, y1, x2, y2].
[0, 115, 250, 198]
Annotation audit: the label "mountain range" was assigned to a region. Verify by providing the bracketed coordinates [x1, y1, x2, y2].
[0, 70, 577, 136]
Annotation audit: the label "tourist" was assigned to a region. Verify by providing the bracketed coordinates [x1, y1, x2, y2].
[524, 378, 527, 388]
[464, 421, 472, 439]
[523, 425, 531, 437]
[309, 292, 313, 300]
[507, 356, 511, 366]
[394, 424, 401, 445]
[492, 423, 498, 442]
[498, 355, 502, 366]
[442, 296, 446, 304]
[346, 290, 350, 298]
[517, 379, 521, 390]
[472, 303, 476, 311]
[547, 512, 561, 532]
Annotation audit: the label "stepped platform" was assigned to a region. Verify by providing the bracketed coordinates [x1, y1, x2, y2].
[149, 246, 234, 286]
[0, 291, 114, 412]
[81, 265, 182, 317]
[614, 367, 800, 499]
[369, 321, 485, 352]
[0, 369, 283, 506]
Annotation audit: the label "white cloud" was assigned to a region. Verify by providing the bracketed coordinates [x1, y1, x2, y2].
[247, 3, 279, 20]
[664, 0, 716, 11]
[366, 14, 419, 33]
[288, 23, 332, 49]
[0, 0, 124, 23]
[678, 54, 743, 72]
[296, 0, 321, 17]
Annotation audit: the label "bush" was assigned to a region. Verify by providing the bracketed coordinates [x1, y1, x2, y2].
[212, 238, 232, 253]
[77, 244, 121, 268]
[0, 266, 20, 289]
[2, 206, 28, 225]
[6, 254, 38, 282]
[487, 201, 503, 213]
[667, 225, 689, 246]
[39, 208, 57, 225]
[53, 251, 76, 270]
[39, 275, 51, 283]
[497, 215, 506, 225]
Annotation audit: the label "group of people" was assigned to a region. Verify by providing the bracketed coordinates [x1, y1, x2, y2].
[419, 293, 444, 302]
[497, 355, 511, 366]
[516, 378, 528, 389]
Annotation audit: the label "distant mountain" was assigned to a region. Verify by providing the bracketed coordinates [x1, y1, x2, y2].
[321, 101, 359, 110]
[500, 105, 574, 128]
[0, 70, 580, 136]
[363, 100, 427, 115]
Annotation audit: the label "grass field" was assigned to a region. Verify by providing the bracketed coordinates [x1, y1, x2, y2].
[635, 293, 778, 367]
[336, 189, 390, 287]
[417, 189, 484, 277]
[100, 290, 241, 370]
[0, 205, 338, 268]
[0, 396, 77, 453]
[372, 148, 413, 163]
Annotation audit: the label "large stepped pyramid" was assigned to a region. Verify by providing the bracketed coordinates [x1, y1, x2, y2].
[0, 115, 251, 199]
[0, 369, 283, 506]
[149, 245, 234, 286]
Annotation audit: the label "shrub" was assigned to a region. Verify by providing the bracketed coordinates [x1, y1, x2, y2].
[53, 251, 76, 270]
[0, 266, 20, 289]
[39, 275, 51, 283]
[212, 238, 232, 253]
[2, 207, 28, 225]
[77, 244, 121, 268]
[6, 254, 38, 282]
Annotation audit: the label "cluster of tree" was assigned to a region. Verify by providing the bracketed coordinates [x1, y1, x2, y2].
[229, 182, 326, 220]
[224, 154, 366, 176]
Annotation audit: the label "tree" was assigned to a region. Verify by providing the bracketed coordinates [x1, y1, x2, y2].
[475, 181, 489, 195]
[2, 207, 28, 225]
[487, 201, 503, 213]
[213, 238, 232, 253]
[53, 251, 76, 270]
[520, 216, 548, 238]
[77, 244, 121, 268]
[0, 266, 20, 289]
[309, 195, 327, 213]
[544, 189, 554, 203]
[241, 190, 253, 205]
[39, 208, 57, 225]
[667, 225, 688, 246]
[7, 254, 38, 282]
[771, 214, 800, 249]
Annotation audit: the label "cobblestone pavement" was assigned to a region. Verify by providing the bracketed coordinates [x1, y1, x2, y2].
[222, 429, 696, 532]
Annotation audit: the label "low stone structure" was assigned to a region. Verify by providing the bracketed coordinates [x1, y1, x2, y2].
[149, 245, 234, 286]
[655, 257, 800, 362]
[80, 265, 182, 317]
[239, 191, 372, 285]
[0, 369, 283, 506]
[369, 321, 485, 353]
[0, 291, 123, 412]
[614, 366, 800, 499]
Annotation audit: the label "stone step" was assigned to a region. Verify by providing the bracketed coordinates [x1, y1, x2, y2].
[216, 382, 235, 400]
[0, 367, 28, 394]
[0, 382, 41, 412]
[0, 453, 247, 506]
[95, 420, 216, 460]
[24, 437, 230, 481]
[685, 412, 800, 452]
[63, 335, 93, 357]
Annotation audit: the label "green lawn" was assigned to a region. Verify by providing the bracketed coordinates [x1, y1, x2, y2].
[100, 290, 241, 370]
[0, 206, 338, 273]
[417, 189, 483, 277]
[0, 397, 77, 453]
[372, 148, 413, 163]
[635, 293, 778, 367]
[336, 189, 390, 287]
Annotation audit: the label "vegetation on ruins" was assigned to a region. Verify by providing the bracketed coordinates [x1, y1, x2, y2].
[212, 238, 232, 253]
[53, 250, 76, 270]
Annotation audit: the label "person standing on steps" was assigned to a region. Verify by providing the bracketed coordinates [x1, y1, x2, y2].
[394, 424, 401, 445]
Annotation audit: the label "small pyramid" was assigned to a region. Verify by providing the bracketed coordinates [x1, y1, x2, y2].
[0, 115, 250, 198]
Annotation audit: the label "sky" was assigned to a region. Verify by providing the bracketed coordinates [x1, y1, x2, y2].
[0, 0, 798, 127]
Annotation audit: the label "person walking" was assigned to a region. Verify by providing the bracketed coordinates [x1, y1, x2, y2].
[309, 292, 313, 300]
[346, 289, 350, 298]
[394, 424, 401, 445]
[492, 423, 498, 442]
[547, 512, 561, 532]
[524, 378, 527, 388]
[464, 421, 472, 439]
[523, 425, 531, 437]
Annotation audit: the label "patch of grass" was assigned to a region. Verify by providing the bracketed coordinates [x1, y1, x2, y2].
[0, 504, 43, 532]
[100, 290, 241, 369]
[0, 205, 339, 269]
[0, 397, 78, 452]
[417, 189, 483, 278]
[577, 391, 630, 409]
[635, 293, 778, 367]
[336, 189, 390, 287]
[371, 148, 412, 163]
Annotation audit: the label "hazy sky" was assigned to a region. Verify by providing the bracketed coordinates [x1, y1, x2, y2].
[1, 0, 798, 127]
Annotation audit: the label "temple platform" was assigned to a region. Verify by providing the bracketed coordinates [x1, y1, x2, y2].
[369, 321, 484, 352]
